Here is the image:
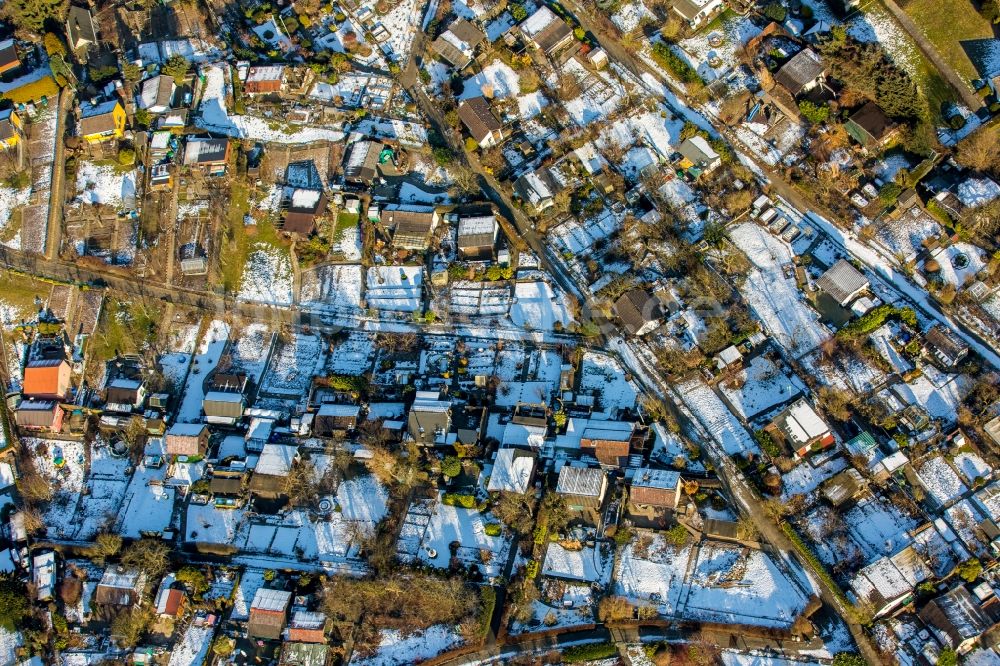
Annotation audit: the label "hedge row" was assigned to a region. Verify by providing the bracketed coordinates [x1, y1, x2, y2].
[836, 304, 916, 340]
[562, 642, 618, 663]
[442, 493, 477, 509]
[651, 42, 701, 85]
[781, 522, 862, 621]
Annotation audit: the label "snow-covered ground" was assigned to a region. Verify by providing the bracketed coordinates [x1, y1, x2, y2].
[238, 244, 294, 305]
[928, 243, 986, 288]
[328, 331, 375, 375]
[261, 331, 325, 398]
[915, 455, 968, 507]
[351, 625, 463, 666]
[0, 185, 31, 249]
[459, 60, 549, 120]
[366, 265, 423, 312]
[509, 281, 573, 332]
[677, 379, 758, 457]
[74, 162, 136, 208]
[579, 351, 639, 417]
[729, 223, 829, 358]
[397, 495, 511, 580]
[717, 356, 804, 421]
[167, 624, 214, 666]
[175, 319, 230, 423]
[300, 264, 363, 312]
[197, 64, 345, 143]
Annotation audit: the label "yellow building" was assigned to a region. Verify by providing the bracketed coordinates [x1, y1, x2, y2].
[0, 70, 59, 106]
[0, 109, 24, 150]
[79, 99, 126, 143]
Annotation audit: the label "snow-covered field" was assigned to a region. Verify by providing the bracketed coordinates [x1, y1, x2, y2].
[366, 265, 423, 312]
[509, 281, 573, 332]
[871, 208, 941, 263]
[261, 331, 325, 398]
[175, 319, 230, 423]
[579, 351, 638, 417]
[928, 243, 986, 288]
[300, 264, 363, 312]
[397, 496, 511, 580]
[351, 625, 463, 666]
[459, 60, 549, 120]
[677, 379, 758, 457]
[915, 455, 968, 507]
[717, 356, 804, 421]
[74, 162, 136, 208]
[0, 185, 31, 249]
[230, 323, 273, 384]
[328, 331, 375, 375]
[729, 223, 829, 358]
[892, 368, 972, 423]
[167, 624, 213, 666]
[238, 244, 294, 305]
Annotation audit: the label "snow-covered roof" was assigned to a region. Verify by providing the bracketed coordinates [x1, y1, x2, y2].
[487, 448, 535, 494]
[556, 465, 606, 497]
[167, 423, 207, 437]
[290, 188, 323, 210]
[256, 443, 298, 477]
[541, 542, 606, 582]
[250, 587, 292, 612]
[521, 5, 558, 37]
[204, 391, 244, 403]
[631, 468, 680, 490]
[779, 399, 829, 445]
[246, 65, 285, 83]
[317, 403, 361, 417]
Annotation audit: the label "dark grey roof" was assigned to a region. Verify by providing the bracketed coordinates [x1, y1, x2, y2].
[815, 259, 868, 305]
[774, 48, 825, 95]
[458, 97, 502, 142]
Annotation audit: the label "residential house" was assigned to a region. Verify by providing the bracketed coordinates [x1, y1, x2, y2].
[670, 0, 726, 30]
[431, 18, 486, 69]
[925, 325, 969, 369]
[919, 586, 992, 653]
[249, 443, 299, 497]
[165, 423, 209, 457]
[79, 100, 126, 144]
[555, 465, 607, 522]
[343, 140, 383, 185]
[458, 97, 504, 148]
[514, 167, 558, 212]
[94, 566, 146, 614]
[612, 288, 664, 336]
[774, 48, 826, 97]
[815, 259, 869, 307]
[248, 588, 292, 640]
[66, 6, 98, 53]
[0, 70, 59, 106]
[137, 75, 176, 114]
[456, 214, 499, 260]
[520, 6, 575, 55]
[283, 188, 327, 235]
[454, 405, 487, 449]
[244, 65, 286, 94]
[580, 420, 635, 467]
[407, 390, 452, 445]
[629, 468, 682, 510]
[382, 205, 440, 250]
[844, 102, 898, 149]
[22, 359, 71, 401]
[183, 138, 231, 176]
[0, 109, 24, 154]
[210, 468, 247, 497]
[850, 547, 932, 618]
[32, 551, 56, 601]
[821, 468, 867, 507]
[487, 448, 536, 494]
[0, 39, 20, 76]
[313, 403, 360, 438]
[14, 401, 63, 432]
[285, 611, 328, 643]
[774, 398, 834, 458]
[105, 378, 146, 413]
[677, 136, 721, 175]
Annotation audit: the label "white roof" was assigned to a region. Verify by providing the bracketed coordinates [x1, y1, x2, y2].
[501, 423, 546, 448]
[632, 468, 680, 490]
[782, 399, 829, 444]
[167, 423, 206, 437]
[457, 215, 498, 237]
[487, 448, 535, 494]
[318, 403, 361, 417]
[251, 587, 292, 612]
[204, 391, 244, 403]
[290, 188, 322, 209]
[521, 5, 558, 37]
[246, 64, 285, 83]
[256, 443, 298, 476]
